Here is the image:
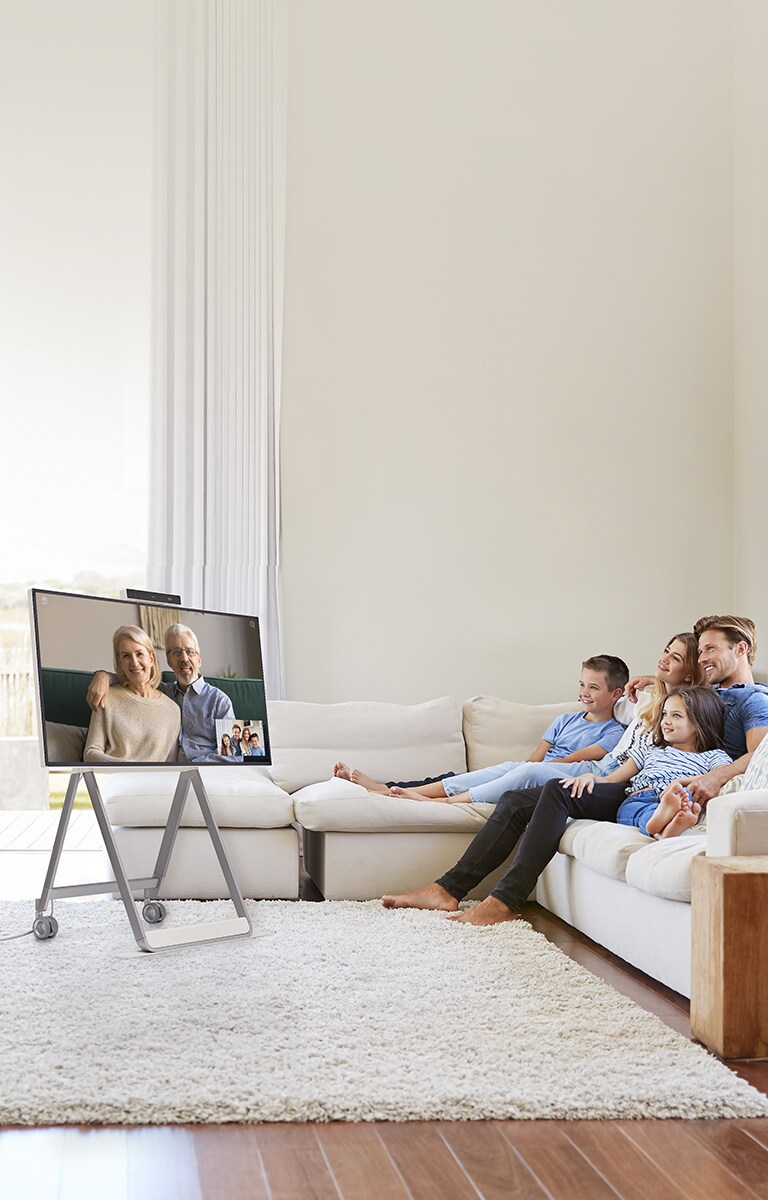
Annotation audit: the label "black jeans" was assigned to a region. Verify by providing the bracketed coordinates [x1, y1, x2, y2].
[436, 779, 627, 913]
[386, 771, 455, 788]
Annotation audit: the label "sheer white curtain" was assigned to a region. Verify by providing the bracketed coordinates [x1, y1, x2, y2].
[149, 0, 285, 697]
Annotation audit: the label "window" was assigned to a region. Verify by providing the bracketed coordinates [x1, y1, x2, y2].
[0, 3, 153, 741]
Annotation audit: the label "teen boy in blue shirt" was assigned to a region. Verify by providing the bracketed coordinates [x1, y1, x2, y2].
[386, 655, 629, 806]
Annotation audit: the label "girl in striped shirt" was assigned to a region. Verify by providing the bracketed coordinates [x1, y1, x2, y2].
[562, 686, 730, 838]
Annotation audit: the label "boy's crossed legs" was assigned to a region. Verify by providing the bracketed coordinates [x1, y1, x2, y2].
[333, 760, 585, 804]
[333, 763, 458, 797]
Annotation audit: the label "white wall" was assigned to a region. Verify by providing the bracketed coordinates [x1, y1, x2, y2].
[281, 0, 735, 703]
[734, 0, 768, 678]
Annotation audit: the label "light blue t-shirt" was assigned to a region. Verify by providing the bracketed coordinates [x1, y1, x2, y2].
[540, 711, 625, 760]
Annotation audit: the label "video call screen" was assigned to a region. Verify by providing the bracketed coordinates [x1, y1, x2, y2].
[30, 589, 270, 768]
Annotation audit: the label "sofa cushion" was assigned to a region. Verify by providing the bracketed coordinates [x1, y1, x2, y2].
[567, 821, 651, 882]
[45, 721, 88, 764]
[557, 818, 590, 856]
[100, 768, 294, 828]
[266, 697, 466, 793]
[462, 696, 577, 771]
[624, 834, 707, 902]
[293, 778, 492, 834]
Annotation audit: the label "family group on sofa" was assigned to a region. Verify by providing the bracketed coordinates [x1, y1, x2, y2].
[329, 615, 768, 927]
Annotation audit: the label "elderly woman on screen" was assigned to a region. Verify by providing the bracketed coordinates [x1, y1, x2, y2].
[84, 625, 180, 764]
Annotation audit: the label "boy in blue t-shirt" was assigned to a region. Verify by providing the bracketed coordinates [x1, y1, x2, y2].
[381, 655, 629, 806]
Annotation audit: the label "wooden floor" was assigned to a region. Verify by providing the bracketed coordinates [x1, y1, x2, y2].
[1, 814, 767, 1200]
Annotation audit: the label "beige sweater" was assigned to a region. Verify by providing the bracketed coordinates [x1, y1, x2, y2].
[84, 685, 180, 764]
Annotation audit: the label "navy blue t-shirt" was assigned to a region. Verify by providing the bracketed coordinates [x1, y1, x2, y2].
[716, 683, 768, 759]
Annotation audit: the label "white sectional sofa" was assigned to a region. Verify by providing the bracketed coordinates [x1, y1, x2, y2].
[102, 693, 768, 999]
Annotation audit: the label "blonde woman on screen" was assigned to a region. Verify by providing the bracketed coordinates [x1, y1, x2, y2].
[84, 625, 180, 764]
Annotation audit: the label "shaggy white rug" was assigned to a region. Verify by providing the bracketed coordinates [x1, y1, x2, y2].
[1, 899, 766, 1125]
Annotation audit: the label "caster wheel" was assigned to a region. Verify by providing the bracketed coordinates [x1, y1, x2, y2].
[33, 915, 59, 941]
[142, 901, 167, 924]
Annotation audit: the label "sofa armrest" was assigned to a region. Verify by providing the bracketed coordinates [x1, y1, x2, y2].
[706, 790, 768, 857]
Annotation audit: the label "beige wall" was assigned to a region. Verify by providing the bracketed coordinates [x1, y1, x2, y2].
[281, 0, 735, 703]
[734, 0, 768, 679]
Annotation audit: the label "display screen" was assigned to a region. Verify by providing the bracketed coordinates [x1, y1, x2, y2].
[30, 589, 270, 768]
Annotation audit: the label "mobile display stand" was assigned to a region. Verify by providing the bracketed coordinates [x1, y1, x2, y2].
[34, 768, 253, 952]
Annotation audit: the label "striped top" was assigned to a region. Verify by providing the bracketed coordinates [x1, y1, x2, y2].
[626, 743, 732, 796]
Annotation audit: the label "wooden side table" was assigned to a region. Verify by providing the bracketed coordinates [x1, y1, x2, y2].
[691, 855, 768, 1059]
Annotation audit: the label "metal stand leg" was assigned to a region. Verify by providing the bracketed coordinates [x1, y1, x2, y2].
[190, 771, 249, 920]
[146, 772, 191, 897]
[36, 773, 80, 918]
[34, 769, 253, 953]
[83, 772, 156, 948]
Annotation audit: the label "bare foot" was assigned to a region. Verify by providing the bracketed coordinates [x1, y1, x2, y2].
[349, 769, 391, 796]
[333, 761, 351, 781]
[381, 883, 459, 911]
[658, 804, 701, 839]
[389, 785, 448, 802]
[646, 782, 689, 837]
[447, 896, 521, 926]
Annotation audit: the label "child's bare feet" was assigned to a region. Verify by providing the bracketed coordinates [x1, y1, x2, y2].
[447, 897, 521, 926]
[646, 781, 690, 837]
[349, 769, 391, 795]
[333, 761, 352, 781]
[643, 787, 681, 835]
[381, 884, 459, 911]
[658, 803, 701, 839]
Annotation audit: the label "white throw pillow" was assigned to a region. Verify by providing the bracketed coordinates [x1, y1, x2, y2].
[267, 697, 466, 793]
[462, 696, 577, 771]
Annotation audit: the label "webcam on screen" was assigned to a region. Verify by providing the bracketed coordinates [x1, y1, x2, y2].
[122, 588, 182, 605]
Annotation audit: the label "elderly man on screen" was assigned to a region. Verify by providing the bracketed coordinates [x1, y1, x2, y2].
[86, 623, 235, 763]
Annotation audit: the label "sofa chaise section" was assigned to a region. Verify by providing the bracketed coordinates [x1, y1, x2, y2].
[99, 767, 298, 899]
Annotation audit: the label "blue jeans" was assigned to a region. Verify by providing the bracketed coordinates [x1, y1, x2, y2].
[443, 758, 604, 805]
[616, 788, 662, 837]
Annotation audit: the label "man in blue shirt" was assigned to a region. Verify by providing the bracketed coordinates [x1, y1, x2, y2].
[676, 614, 768, 802]
[161, 624, 235, 762]
[87, 623, 235, 763]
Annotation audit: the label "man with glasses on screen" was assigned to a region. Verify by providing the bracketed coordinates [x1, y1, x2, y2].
[86, 623, 235, 763]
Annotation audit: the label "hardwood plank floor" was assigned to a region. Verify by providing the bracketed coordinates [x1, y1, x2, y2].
[2, 841, 768, 1200]
[316, 1122, 412, 1199]
[439, 1121, 550, 1199]
[559, 1120, 692, 1200]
